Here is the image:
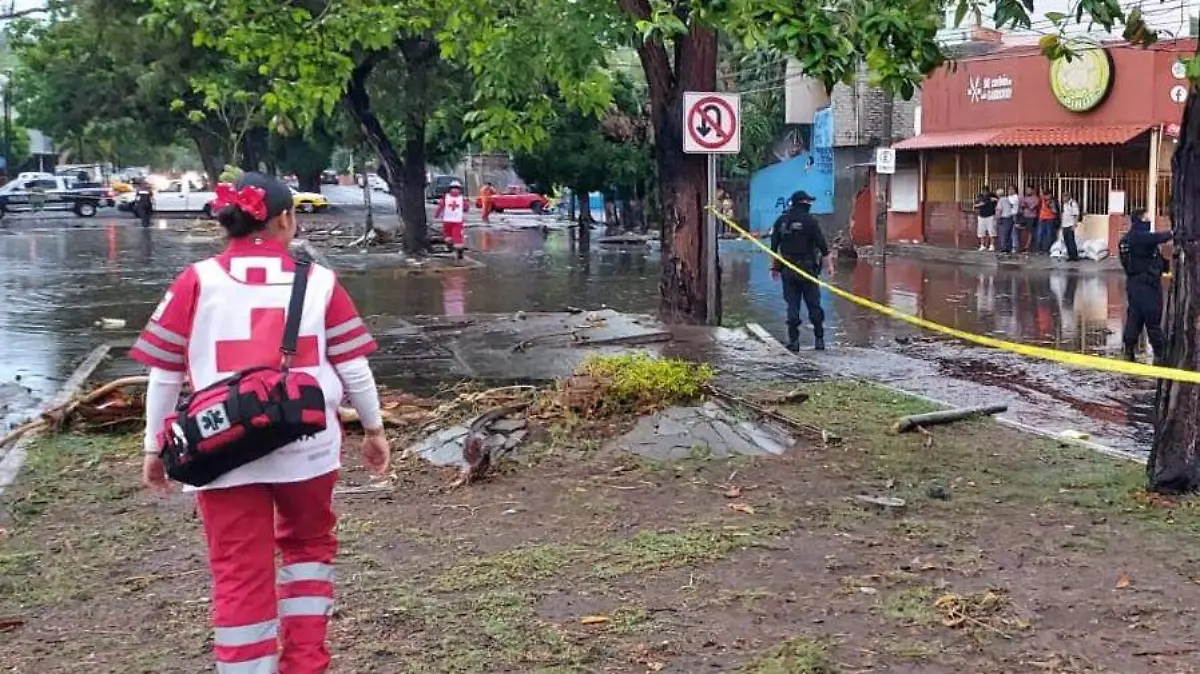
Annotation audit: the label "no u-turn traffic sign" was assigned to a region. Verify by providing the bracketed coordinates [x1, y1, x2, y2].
[683, 91, 741, 154]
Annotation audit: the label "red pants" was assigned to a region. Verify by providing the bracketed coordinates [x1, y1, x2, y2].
[196, 471, 338, 674]
[481, 203, 493, 223]
[443, 221, 464, 247]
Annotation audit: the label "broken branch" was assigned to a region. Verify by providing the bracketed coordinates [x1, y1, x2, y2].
[0, 376, 149, 449]
[703, 385, 822, 439]
[892, 404, 1008, 434]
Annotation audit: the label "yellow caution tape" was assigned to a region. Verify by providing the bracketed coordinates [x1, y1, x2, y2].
[707, 206, 1200, 384]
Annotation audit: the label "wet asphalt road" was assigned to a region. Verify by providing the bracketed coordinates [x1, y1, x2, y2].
[0, 210, 1154, 454]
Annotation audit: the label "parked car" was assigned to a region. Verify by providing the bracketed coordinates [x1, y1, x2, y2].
[0, 176, 111, 217]
[476, 185, 550, 213]
[426, 174, 459, 203]
[291, 188, 330, 213]
[320, 170, 340, 185]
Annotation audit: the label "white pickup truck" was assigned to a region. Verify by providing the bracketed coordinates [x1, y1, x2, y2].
[151, 179, 219, 215]
[117, 178, 218, 216]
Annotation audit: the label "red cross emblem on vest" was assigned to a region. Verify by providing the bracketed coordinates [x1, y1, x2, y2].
[215, 308, 320, 373]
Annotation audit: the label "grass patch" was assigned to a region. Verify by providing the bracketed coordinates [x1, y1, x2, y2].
[779, 380, 1200, 544]
[3, 433, 140, 520]
[741, 637, 839, 673]
[436, 544, 581, 592]
[434, 522, 792, 595]
[880, 586, 938, 626]
[883, 638, 937, 662]
[591, 522, 790, 579]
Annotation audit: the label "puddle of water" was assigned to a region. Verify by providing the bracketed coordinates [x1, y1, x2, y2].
[0, 220, 1151, 454]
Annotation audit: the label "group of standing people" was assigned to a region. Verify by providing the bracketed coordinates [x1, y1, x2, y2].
[976, 185, 1081, 261]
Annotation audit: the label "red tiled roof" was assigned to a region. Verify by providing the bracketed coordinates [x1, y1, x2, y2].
[986, 124, 1150, 146]
[894, 124, 1149, 150]
[892, 129, 1004, 150]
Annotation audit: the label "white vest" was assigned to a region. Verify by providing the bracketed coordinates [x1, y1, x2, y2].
[186, 256, 343, 489]
[442, 194, 464, 223]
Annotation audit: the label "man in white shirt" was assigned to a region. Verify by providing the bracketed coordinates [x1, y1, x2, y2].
[1060, 194, 1081, 262]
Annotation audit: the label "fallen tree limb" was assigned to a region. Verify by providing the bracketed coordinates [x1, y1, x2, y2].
[0, 376, 149, 449]
[572, 331, 672, 348]
[702, 384, 822, 439]
[892, 404, 1008, 434]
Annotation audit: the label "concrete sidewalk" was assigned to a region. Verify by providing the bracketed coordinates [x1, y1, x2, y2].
[873, 242, 1122, 272]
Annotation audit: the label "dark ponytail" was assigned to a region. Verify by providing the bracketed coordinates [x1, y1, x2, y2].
[217, 205, 268, 238]
[214, 172, 295, 238]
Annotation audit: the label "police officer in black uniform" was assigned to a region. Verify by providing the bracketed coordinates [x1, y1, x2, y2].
[1118, 208, 1172, 362]
[770, 190, 832, 352]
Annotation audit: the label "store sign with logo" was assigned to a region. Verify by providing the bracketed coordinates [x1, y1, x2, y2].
[1050, 47, 1114, 112]
[966, 75, 1014, 103]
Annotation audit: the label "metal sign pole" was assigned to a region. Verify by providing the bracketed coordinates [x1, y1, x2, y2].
[706, 153, 718, 325]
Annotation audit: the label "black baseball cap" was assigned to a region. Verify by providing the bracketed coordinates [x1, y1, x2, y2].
[235, 172, 294, 220]
[790, 190, 815, 204]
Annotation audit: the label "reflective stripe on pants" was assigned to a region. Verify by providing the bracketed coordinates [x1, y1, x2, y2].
[199, 471, 338, 674]
[280, 596, 334, 618]
[214, 619, 279, 648]
[216, 655, 278, 674]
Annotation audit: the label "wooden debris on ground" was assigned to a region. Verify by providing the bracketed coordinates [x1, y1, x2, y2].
[702, 384, 822, 440]
[892, 404, 1008, 433]
[0, 376, 148, 449]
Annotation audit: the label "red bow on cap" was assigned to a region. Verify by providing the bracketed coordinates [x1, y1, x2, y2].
[212, 183, 268, 221]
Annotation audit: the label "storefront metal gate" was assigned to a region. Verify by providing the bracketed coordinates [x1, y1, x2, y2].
[1056, 177, 1111, 216]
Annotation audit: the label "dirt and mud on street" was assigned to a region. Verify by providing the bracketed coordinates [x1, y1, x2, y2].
[4, 361, 1199, 673]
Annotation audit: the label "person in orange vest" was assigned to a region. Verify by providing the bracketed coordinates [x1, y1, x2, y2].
[435, 180, 469, 260]
[479, 181, 497, 224]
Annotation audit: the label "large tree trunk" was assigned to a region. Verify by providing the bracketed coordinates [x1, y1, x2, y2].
[239, 128, 268, 172]
[397, 116, 429, 252]
[623, 0, 720, 324]
[1148, 90, 1200, 494]
[190, 129, 223, 185]
[394, 37, 441, 254]
[345, 54, 404, 244]
[296, 170, 322, 193]
[572, 184, 593, 253]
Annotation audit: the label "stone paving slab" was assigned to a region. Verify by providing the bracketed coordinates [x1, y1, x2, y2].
[604, 400, 797, 462]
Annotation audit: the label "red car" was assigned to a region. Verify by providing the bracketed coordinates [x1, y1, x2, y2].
[476, 185, 549, 213]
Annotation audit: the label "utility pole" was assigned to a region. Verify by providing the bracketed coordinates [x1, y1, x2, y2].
[360, 148, 374, 245]
[873, 90, 894, 260]
[3, 72, 12, 179]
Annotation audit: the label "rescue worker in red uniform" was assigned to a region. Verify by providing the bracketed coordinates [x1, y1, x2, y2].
[435, 180, 469, 259]
[131, 172, 390, 674]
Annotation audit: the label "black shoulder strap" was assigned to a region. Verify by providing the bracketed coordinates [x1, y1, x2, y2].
[281, 257, 312, 357]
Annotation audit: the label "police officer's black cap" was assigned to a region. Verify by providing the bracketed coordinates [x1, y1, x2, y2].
[235, 171, 294, 220]
[790, 190, 815, 203]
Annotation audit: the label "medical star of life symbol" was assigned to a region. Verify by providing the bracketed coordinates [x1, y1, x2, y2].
[201, 408, 227, 433]
[967, 77, 983, 103]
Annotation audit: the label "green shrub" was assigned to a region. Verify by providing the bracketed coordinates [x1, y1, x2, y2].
[578, 353, 713, 413]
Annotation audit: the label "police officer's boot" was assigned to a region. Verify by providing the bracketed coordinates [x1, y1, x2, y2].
[1123, 344, 1137, 362]
[814, 337, 826, 351]
[785, 324, 800, 353]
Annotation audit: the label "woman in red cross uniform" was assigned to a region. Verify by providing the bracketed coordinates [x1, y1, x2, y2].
[131, 172, 390, 674]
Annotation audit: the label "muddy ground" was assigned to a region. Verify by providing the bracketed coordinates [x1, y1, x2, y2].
[2, 380, 1199, 673]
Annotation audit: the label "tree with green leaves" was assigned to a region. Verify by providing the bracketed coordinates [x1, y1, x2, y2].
[8, 0, 269, 181]
[512, 73, 652, 239]
[2, 120, 32, 171]
[151, 0, 486, 252]
[271, 126, 336, 193]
